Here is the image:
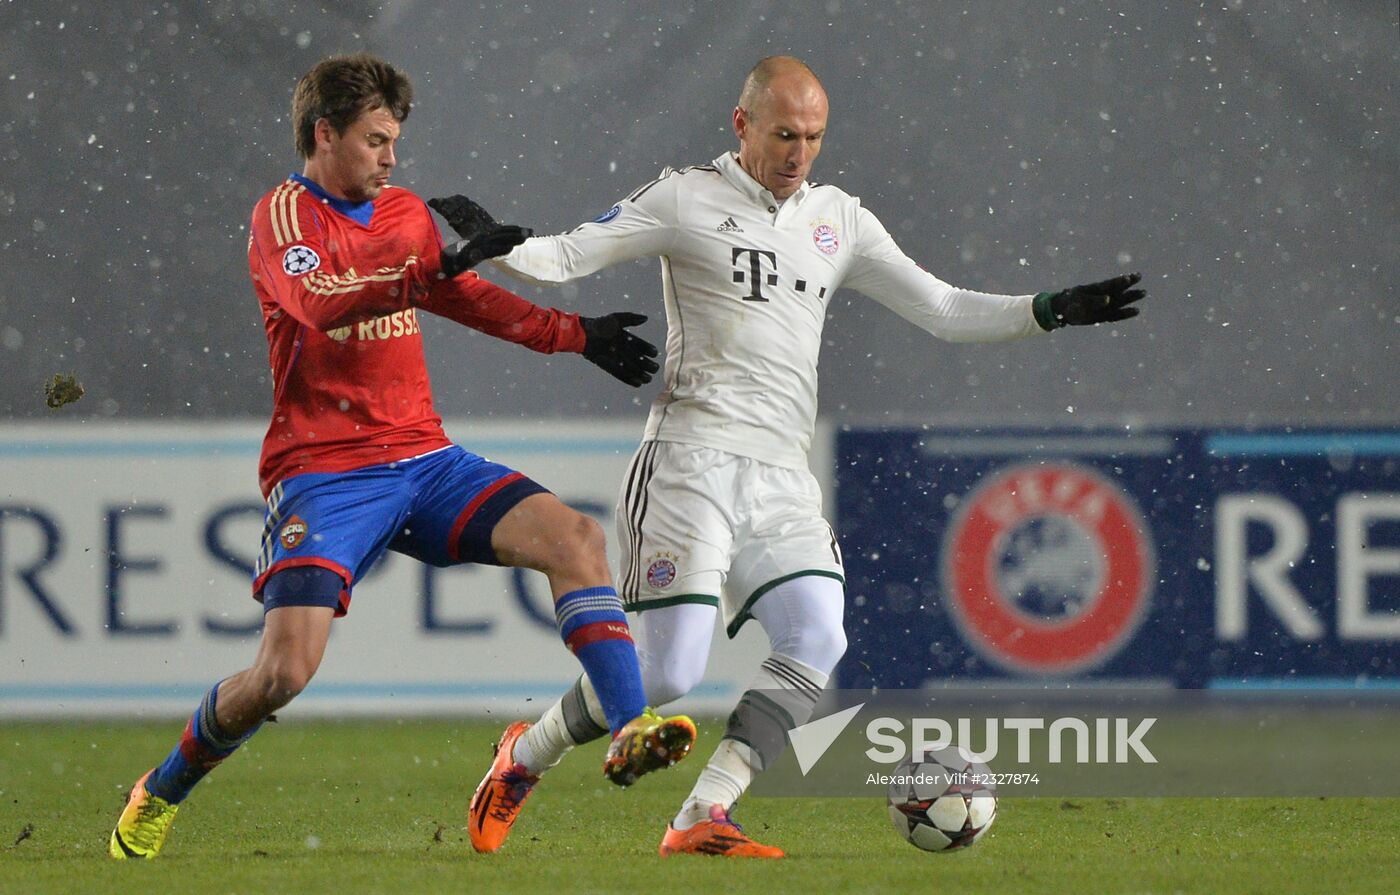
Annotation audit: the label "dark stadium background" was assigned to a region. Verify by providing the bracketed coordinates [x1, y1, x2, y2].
[2, 1, 1394, 425]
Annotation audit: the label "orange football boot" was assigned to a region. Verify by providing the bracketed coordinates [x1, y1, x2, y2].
[467, 722, 539, 853]
[658, 804, 785, 858]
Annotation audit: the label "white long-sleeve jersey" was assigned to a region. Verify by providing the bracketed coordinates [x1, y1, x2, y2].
[497, 152, 1042, 470]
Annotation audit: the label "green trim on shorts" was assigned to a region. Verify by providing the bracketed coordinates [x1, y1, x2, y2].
[627, 593, 720, 614]
[725, 569, 846, 639]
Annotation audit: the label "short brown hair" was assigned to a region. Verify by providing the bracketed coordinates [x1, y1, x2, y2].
[291, 53, 413, 159]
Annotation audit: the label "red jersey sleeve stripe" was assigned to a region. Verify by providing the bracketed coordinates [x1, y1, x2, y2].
[273, 182, 295, 245]
[271, 182, 307, 247]
[303, 266, 414, 295]
[303, 270, 368, 295]
[267, 182, 289, 245]
[288, 186, 306, 241]
[270, 182, 290, 246]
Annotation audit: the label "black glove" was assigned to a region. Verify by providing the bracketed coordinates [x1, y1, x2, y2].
[428, 195, 499, 242]
[439, 225, 531, 278]
[581, 312, 660, 387]
[1033, 272, 1146, 330]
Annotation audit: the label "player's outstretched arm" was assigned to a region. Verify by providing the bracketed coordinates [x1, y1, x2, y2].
[1032, 272, 1147, 330]
[430, 185, 678, 285]
[579, 312, 660, 387]
[439, 225, 531, 278]
[430, 194, 533, 276]
[416, 268, 658, 387]
[429, 195, 660, 387]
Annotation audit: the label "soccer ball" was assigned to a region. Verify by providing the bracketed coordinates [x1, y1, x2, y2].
[887, 746, 997, 852]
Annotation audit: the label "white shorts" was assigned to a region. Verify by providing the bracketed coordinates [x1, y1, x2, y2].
[615, 440, 844, 637]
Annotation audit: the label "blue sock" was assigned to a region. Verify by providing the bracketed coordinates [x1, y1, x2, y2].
[146, 682, 260, 804]
[555, 586, 646, 733]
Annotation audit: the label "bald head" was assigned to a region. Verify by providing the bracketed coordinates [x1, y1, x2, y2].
[738, 56, 826, 120]
[733, 57, 829, 200]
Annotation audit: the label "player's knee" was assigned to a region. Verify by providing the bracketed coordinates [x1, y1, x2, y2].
[772, 617, 848, 677]
[572, 512, 608, 558]
[548, 511, 608, 578]
[634, 601, 717, 707]
[251, 657, 318, 711]
[639, 640, 708, 706]
[642, 653, 708, 707]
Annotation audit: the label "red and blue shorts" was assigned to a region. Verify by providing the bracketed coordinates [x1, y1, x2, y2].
[250, 445, 547, 616]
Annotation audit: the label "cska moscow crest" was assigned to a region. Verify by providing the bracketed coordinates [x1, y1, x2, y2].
[279, 515, 309, 550]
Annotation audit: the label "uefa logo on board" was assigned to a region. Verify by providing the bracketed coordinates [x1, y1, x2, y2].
[941, 462, 1154, 675]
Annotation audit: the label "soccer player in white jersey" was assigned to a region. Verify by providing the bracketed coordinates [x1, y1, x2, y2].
[432, 56, 1145, 857]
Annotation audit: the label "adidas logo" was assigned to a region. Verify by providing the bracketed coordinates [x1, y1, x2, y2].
[716, 216, 743, 233]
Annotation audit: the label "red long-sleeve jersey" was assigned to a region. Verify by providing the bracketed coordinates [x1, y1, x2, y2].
[247, 173, 586, 497]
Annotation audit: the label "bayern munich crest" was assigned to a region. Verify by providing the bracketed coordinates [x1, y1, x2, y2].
[646, 555, 678, 589]
[812, 223, 839, 255]
[941, 462, 1154, 675]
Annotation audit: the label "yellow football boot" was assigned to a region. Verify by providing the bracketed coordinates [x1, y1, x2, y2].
[603, 709, 697, 787]
[109, 770, 178, 859]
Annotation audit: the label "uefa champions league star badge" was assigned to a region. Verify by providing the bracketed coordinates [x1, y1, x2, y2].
[282, 244, 321, 275]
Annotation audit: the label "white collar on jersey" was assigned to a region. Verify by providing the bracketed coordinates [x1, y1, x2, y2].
[714, 152, 811, 210]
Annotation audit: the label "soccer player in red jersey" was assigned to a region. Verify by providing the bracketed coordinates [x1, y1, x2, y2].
[109, 53, 695, 860]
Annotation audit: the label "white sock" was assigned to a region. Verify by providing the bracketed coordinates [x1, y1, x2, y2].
[672, 653, 831, 830]
[513, 676, 609, 776]
[672, 739, 754, 829]
[512, 714, 566, 775]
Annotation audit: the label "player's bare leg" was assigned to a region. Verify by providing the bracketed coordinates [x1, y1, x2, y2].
[465, 494, 694, 852]
[214, 605, 335, 735]
[110, 605, 333, 859]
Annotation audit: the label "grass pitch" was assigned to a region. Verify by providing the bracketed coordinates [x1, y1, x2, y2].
[2, 718, 1397, 894]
